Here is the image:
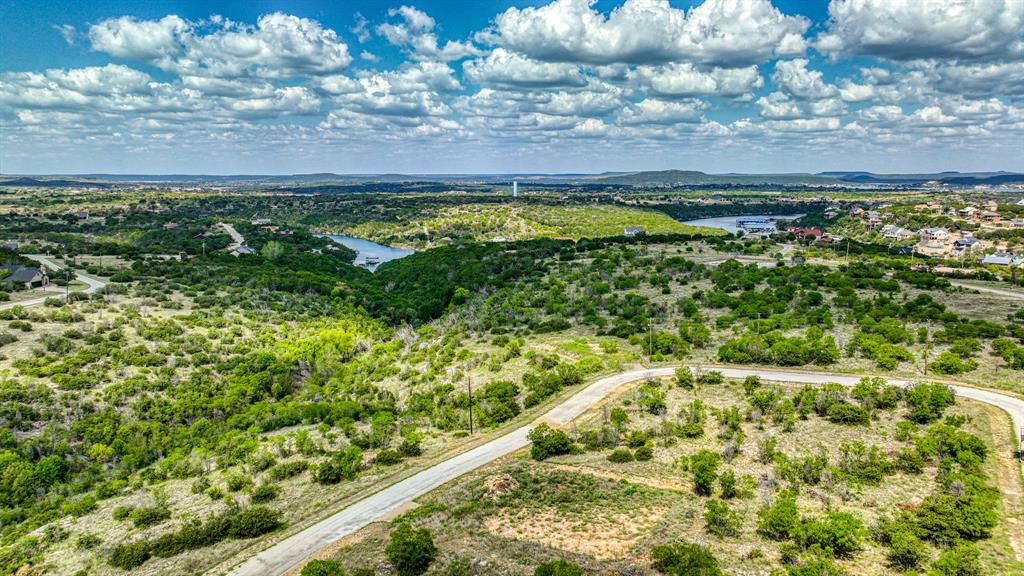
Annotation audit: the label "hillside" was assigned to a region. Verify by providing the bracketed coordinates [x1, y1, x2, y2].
[588, 170, 837, 186]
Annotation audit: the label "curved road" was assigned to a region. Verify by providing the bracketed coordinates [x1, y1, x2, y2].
[228, 366, 1024, 576]
[0, 255, 105, 310]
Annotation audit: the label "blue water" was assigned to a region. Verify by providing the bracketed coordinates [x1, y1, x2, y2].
[681, 214, 805, 234]
[322, 234, 413, 271]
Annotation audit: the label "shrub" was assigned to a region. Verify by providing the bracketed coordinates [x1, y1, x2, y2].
[607, 447, 634, 463]
[225, 473, 252, 492]
[719, 469, 737, 499]
[905, 383, 955, 424]
[267, 460, 309, 480]
[108, 541, 151, 570]
[704, 500, 742, 537]
[825, 402, 870, 425]
[928, 351, 977, 375]
[130, 505, 170, 528]
[927, 543, 982, 576]
[650, 542, 723, 576]
[634, 444, 654, 461]
[528, 424, 573, 461]
[228, 506, 282, 539]
[885, 529, 928, 570]
[375, 449, 403, 466]
[314, 447, 363, 484]
[690, 449, 720, 497]
[534, 559, 582, 576]
[757, 492, 799, 540]
[250, 483, 280, 503]
[792, 512, 867, 558]
[675, 367, 694, 388]
[302, 560, 345, 576]
[385, 523, 437, 576]
[397, 438, 423, 458]
[837, 441, 894, 485]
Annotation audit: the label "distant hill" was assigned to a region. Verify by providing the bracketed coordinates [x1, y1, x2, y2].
[3, 170, 1021, 188]
[818, 171, 1024, 184]
[586, 170, 837, 186]
[0, 176, 110, 188]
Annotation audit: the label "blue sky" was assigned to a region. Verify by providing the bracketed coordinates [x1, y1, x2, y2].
[1, 0, 1021, 174]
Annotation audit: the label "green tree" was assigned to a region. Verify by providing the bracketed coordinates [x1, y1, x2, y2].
[704, 500, 742, 537]
[756, 492, 799, 540]
[690, 449, 720, 497]
[528, 424, 573, 461]
[651, 542, 723, 576]
[385, 523, 437, 576]
[534, 559, 582, 576]
[261, 241, 285, 262]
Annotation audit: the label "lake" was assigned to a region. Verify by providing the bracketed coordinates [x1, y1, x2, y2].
[322, 234, 413, 271]
[681, 214, 805, 234]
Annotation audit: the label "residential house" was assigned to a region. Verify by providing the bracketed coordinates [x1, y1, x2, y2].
[624, 226, 646, 237]
[983, 200, 998, 211]
[864, 210, 883, 229]
[1013, 219, 1024, 228]
[229, 245, 257, 256]
[952, 232, 981, 255]
[880, 225, 915, 241]
[823, 208, 840, 220]
[919, 227, 950, 247]
[1, 265, 48, 289]
[785, 226, 822, 239]
[981, 252, 1013, 266]
[977, 211, 1002, 223]
[957, 206, 977, 219]
[251, 218, 272, 226]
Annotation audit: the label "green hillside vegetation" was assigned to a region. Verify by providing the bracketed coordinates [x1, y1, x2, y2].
[0, 187, 1020, 575]
[340, 204, 720, 248]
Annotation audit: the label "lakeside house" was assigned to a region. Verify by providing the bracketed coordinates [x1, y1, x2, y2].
[1, 265, 49, 289]
[736, 217, 777, 235]
[785, 226, 822, 239]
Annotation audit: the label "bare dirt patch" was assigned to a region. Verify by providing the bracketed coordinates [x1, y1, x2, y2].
[483, 504, 668, 560]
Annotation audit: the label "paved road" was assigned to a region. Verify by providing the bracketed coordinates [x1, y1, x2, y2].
[218, 222, 245, 248]
[0, 255, 106, 310]
[227, 366, 1024, 576]
[950, 280, 1024, 301]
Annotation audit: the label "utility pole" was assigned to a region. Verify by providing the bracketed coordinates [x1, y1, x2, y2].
[467, 375, 474, 435]
[922, 327, 930, 376]
[648, 317, 654, 362]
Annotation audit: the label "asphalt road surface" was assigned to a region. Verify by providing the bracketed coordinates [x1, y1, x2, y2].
[227, 365, 1024, 576]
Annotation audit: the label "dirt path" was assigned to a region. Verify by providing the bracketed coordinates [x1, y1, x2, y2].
[950, 280, 1024, 301]
[549, 462, 689, 492]
[981, 403, 1024, 562]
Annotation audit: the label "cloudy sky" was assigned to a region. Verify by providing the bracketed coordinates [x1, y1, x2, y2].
[1, 0, 1022, 175]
